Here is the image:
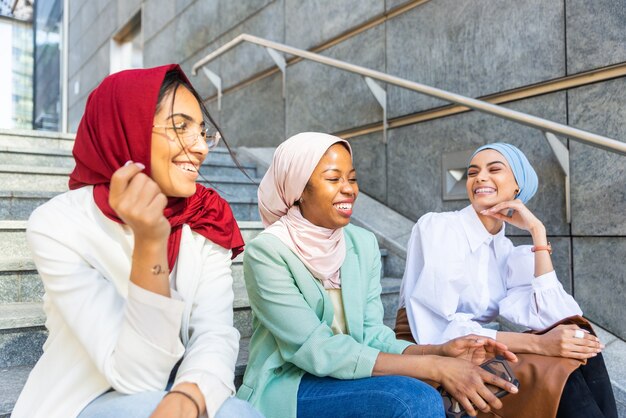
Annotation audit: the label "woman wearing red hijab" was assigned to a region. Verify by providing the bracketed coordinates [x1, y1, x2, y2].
[12, 65, 262, 418]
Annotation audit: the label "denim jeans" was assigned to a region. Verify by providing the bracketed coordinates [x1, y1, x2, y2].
[296, 374, 445, 418]
[77, 390, 263, 418]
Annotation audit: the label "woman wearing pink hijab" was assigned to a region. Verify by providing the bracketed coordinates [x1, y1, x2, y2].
[237, 132, 520, 418]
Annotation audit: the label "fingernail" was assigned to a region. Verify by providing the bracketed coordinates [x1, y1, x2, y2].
[135, 162, 145, 170]
[591, 353, 598, 357]
[510, 386, 518, 393]
[124, 160, 134, 167]
[600, 344, 605, 349]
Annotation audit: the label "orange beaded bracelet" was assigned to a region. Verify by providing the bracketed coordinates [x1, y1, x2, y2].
[531, 242, 552, 255]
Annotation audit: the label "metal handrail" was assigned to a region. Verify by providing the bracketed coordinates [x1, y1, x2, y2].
[192, 33, 626, 156]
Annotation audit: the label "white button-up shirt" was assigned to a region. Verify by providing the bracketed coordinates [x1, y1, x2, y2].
[399, 205, 582, 345]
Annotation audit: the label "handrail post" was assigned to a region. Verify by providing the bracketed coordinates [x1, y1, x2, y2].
[543, 132, 571, 224]
[363, 77, 388, 144]
[201, 68, 222, 111]
[265, 47, 287, 99]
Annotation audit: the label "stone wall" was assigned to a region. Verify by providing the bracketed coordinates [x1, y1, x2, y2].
[67, 0, 626, 338]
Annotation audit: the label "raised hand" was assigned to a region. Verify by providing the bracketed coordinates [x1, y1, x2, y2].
[440, 335, 517, 365]
[539, 324, 603, 360]
[109, 161, 171, 243]
[480, 199, 543, 234]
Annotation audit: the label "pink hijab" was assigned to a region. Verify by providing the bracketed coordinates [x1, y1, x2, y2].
[257, 132, 353, 289]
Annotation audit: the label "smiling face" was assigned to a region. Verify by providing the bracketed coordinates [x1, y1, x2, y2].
[466, 148, 519, 211]
[150, 85, 208, 197]
[299, 143, 358, 229]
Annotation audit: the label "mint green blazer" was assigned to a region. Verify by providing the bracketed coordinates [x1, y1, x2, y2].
[236, 224, 412, 418]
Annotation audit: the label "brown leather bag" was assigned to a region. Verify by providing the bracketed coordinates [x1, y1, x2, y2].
[394, 308, 591, 418]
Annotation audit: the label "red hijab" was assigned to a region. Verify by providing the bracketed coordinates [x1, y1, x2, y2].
[69, 64, 244, 268]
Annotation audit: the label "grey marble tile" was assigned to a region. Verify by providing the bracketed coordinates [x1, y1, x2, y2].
[220, 72, 286, 148]
[386, 92, 570, 235]
[144, 16, 184, 67]
[285, 0, 384, 50]
[0, 275, 19, 304]
[386, 0, 565, 117]
[18, 274, 44, 303]
[216, 0, 284, 89]
[218, 0, 274, 37]
[348, 132, 387, 203]
[286, 25, 386, 136]
[0, 329, 47, 368]
[509, 236, 572, 294]
[174, 0, 221, 62]
[234, 309, 253, 338]
[386, 0, 417, 11]
[143, 0, 176, 43]
[179, 0, 284, 93]
[566, 0, 626, 74]
[568, 78, 626, 236]
[573, 237, 626, 340]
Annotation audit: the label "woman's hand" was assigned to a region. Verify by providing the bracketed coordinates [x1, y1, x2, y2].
[150, 394, 198, 418]
[440, 335, 517, 365]
[435, 357, 519, 416]
[480, 199, 544, 234]
[538, 324, 603, 359]
[150, 383, 205, 418]
[109, 161, 170, 243]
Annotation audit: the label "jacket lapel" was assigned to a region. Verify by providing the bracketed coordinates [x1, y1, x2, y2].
[340, 235, 363, 339]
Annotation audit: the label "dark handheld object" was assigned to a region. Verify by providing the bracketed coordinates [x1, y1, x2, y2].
[439, 355, 520, 418]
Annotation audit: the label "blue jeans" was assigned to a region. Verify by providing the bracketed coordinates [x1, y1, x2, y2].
[78, 390, 263, 418]
[297, 374, 445, 418]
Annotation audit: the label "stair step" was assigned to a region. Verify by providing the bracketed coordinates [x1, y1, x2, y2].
[0, 129, 75, 151]
[0, 147, 75, 167]
[0, 190, 259, 221]
[0, 147, 257, 180]
[0, 165, 261, 197]
[0, 220, 263, 261]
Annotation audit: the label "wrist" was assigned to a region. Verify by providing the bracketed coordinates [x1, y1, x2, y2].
[529, 223, 547, 242]
[528, 333, 544, 355]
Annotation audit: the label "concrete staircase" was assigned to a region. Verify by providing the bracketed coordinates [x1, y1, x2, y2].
[0, 130, 402, 417]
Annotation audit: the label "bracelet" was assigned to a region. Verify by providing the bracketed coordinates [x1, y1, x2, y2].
[531, 242, 552, 255]
[164, 390, 200, 418]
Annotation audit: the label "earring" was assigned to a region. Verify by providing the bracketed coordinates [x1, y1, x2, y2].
[299, 197, 304, 204]
[514, 189, 520, 195]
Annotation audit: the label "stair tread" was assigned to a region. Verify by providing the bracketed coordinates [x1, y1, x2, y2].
[0, 164, 261, 182]
[0, 303, 45, 330]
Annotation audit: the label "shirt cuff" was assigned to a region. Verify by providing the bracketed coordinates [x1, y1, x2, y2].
[531, 270, 561, 291]
[126, 282, 185, 353]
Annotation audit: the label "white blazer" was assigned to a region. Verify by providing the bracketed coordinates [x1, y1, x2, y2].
[399, 205, 582, 345]
[13, 186, 239, 418]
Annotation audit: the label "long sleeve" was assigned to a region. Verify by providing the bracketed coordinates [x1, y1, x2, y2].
[26, 212, 185, 394]
[173, 234, 239, 418]
[243, 237, 380, 379]
[498, 246, 582, 330]
[361, 233, 413, 354]
[403, 215, 497, 344]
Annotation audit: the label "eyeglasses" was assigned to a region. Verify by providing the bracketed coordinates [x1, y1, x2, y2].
[152, 121, 221, 150]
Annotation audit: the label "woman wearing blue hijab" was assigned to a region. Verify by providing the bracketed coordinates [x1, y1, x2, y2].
[396, 143, 617, 417]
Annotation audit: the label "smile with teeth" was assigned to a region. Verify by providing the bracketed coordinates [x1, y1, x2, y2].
[474, 187, 496, 195]
[333, 202, 353, 210]
[174, 162, 198, 172]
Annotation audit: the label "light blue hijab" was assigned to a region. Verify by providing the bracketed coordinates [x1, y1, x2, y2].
[470, 142, 538, 204]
